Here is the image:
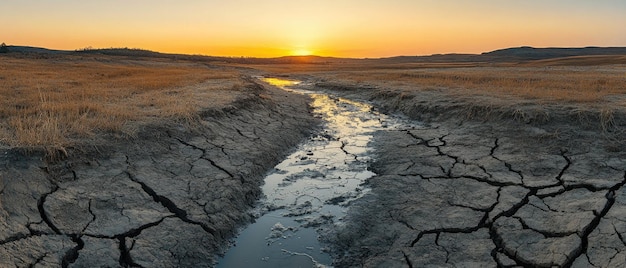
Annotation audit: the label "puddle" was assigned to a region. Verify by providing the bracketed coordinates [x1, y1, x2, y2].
[217, 78, 418, 267]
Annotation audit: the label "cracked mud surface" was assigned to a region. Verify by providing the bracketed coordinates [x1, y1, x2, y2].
[0, 82, 317, 267]
[321, 90, 626, 267]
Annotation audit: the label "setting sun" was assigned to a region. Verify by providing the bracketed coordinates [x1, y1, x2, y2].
[1, 0, 625, 57]
[291, 48, 313, 56]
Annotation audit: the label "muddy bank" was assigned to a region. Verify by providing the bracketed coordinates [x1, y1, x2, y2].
[316, 81, 626, 143]
[308, 81, 626, 267]
[0, 81, 317, 267]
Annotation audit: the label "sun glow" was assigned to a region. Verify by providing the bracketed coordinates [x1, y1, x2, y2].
[2, 1, 625, 58]
[291, 48, 313, 56]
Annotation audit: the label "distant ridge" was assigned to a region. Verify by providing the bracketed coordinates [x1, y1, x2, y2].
[481, 46, 626, 60]
[3, 45, 626, 64]
[2, 46, 352, 64]
[76, 47, 164, 57]
[5, 45, 70, 54]
[374, 47, 626, 63]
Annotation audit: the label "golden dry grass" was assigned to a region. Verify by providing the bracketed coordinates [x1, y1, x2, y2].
[4, 53, 624, 154]
[522, 55, 626, 66]
[0, 55, 243, 154]
[329, 66, 626, 103]
[254, 59, 626, 135]
[253, 61, 626, 104]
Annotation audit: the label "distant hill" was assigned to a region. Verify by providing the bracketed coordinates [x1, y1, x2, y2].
[372, 47, 626, 63]
[480, 46, 626, 61]
[5, 45, 70, 54]
[76, 47, 165, 57]
[371, 54, 479, 63]
[3, 45, 626, 64]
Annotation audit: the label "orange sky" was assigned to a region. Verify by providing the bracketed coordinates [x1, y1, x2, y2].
[2, 0, 625, 58]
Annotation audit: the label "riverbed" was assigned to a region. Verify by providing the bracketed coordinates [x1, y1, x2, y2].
[217, 78, 418, 267]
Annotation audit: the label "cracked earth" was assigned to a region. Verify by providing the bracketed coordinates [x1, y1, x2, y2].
[2, 74, 625, 267]
[322, 89, 626, 267]
[0, 83, 316, 267]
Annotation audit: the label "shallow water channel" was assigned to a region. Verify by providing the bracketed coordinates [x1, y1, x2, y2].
[217, 78, 417, 267]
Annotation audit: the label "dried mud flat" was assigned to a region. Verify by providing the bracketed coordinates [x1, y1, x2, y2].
[0, 81, 317, 267]
[310, 81, 626, 267]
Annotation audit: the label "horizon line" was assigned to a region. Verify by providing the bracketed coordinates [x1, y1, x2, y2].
[4, 44, 626, 60]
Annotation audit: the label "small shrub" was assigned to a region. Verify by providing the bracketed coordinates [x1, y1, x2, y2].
[0, 43, 8, 53]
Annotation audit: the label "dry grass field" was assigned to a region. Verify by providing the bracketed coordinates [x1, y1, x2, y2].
[252, 56, 626, 137]
[3, 52, 625, 156]
[326, 66, 626, 103]
[0, 54, 243, 155]
[252, 58, 626, 104]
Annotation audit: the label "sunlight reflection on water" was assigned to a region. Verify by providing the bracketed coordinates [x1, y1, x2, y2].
[262, 77, 301, 87]
[217, 77, 418, 268]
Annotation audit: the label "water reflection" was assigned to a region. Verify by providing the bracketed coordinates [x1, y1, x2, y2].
[262, 77, 301, 87]
[217, 77, 416, 268]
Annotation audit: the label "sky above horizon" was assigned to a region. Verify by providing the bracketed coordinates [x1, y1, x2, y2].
[2, 0, 625, 58]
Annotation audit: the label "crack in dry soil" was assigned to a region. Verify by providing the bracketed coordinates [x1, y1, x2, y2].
[325, 108, 626, 267]
[0, 83, 317, 267]
[293, 77, 626, 267]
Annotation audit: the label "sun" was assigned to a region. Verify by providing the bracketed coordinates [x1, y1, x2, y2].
[291, 48, 313, 56]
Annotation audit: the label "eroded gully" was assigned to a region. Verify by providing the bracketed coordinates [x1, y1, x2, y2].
[216, 78, 419, 267]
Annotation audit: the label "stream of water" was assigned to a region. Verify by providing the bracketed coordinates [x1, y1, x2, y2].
[216, 78, 417, 267]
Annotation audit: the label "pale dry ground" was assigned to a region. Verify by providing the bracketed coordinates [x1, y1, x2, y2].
[0, 54, 245, 155]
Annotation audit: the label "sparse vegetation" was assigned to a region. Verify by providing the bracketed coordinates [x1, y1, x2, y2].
[0, 55, 242, 155]
[0, 43, 8, 53]
[256, 61, 626, 104]
[329, 66, 626, 103]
